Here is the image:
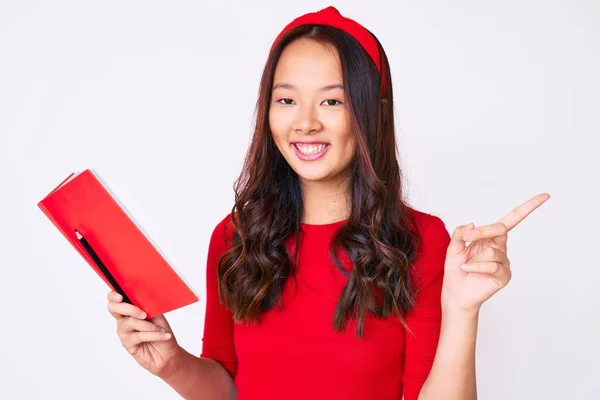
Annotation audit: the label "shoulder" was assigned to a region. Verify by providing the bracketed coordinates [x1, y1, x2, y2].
[404, 208, 451, 314]
[209, 212, 236, 249]
[407, 207, 448, 236]
[406, 207, 451, 278]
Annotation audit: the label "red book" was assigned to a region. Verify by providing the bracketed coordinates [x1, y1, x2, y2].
[37, 169, 199, 319]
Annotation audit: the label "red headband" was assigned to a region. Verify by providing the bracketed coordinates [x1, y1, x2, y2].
[271, 6, 382, 77]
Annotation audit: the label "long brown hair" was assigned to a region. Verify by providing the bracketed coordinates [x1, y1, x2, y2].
[218, 25, 422, 338]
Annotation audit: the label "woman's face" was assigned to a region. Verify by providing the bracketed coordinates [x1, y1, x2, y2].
[269, 38, 355, 185]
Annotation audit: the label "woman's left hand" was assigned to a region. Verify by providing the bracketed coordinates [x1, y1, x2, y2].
[441, 193, 550, 314]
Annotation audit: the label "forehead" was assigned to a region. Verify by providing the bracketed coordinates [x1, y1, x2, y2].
[273, 38, 343, 85]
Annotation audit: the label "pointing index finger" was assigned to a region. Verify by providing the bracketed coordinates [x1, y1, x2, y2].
[498, 193, 550, 232]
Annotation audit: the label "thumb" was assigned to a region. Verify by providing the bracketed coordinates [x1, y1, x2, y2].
[447, 222, 475, 256]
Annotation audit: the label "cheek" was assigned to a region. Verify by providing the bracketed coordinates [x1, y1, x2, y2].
[329, 136, 355, 173]
[268, 116, 282, 148]
[341, 137, 356, 164]
[337, 124, 355, 154]
[269, 110, 288, 143]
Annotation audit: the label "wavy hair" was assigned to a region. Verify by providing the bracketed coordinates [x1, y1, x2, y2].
[218, 25, 422, 338]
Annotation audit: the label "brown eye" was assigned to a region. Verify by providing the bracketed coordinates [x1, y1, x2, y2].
[277, 98, 295, 105]
[322, 99, 342, 106]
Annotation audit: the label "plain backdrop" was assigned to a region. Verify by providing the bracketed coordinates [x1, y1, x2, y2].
[1, 0, 598, 399]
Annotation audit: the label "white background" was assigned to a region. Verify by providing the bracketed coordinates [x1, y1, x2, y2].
[1, 0, 598, 399]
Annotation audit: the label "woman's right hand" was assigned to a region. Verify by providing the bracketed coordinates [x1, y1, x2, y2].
[107, 290, 182, 377]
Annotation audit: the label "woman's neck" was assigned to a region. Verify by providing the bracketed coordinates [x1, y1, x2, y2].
[300, 175, 351, 225]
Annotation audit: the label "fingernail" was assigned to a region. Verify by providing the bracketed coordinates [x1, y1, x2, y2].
[140, 312, 147, 319]
[160, 327, 166, 333]
[461, 264, 472, 271]
[164, 333, 171, 339]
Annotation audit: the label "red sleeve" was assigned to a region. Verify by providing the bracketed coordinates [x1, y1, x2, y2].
[402, 215, 451, 400]
[200, 214, 238, 379]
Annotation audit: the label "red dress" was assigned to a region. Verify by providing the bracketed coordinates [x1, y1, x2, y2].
[200, 209, 451, 400]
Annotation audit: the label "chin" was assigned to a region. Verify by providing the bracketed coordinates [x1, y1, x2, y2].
[293, 166, 337, 183]
[283, 150, 347, 183]
[297, 173, 329, 182]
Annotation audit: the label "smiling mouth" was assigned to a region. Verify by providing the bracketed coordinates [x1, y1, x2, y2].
[293, 143, 330, 155]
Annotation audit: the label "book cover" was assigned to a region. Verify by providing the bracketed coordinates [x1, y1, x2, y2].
[37, 169, 199, 319]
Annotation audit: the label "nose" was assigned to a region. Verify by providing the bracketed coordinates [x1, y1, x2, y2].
[292, 105, 323, 135]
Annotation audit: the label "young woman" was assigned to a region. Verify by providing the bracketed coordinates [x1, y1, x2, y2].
[107, 7, 549, 400]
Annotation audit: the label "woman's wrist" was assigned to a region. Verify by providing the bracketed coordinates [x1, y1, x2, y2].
[157, 344, 187, 380]
[441, 288, 481, 321]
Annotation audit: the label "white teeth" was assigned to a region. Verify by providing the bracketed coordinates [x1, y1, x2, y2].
[296, 144, 327, 155]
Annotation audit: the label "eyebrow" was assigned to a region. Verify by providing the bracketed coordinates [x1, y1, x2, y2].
[272, 83, 344, 92]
